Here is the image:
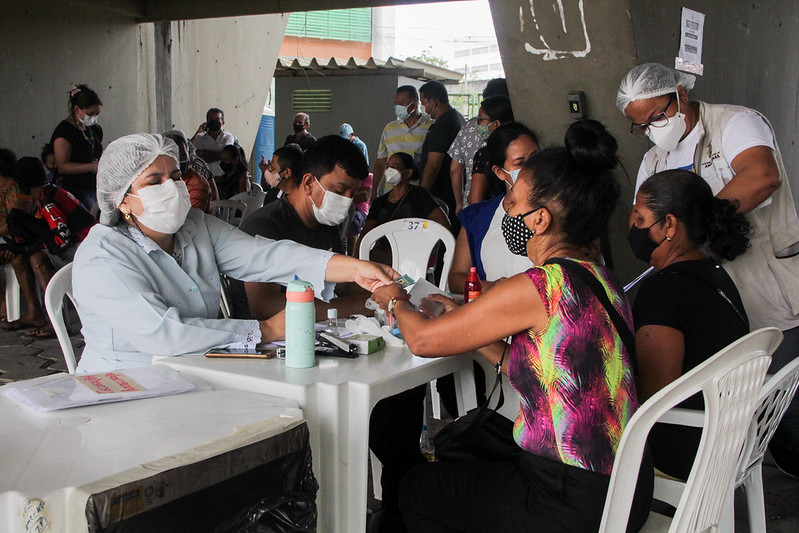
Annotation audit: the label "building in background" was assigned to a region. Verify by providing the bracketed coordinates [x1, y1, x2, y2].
[274, 56, 461, 166]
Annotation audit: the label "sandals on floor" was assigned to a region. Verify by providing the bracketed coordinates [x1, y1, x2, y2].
[25, 327, 57, 339]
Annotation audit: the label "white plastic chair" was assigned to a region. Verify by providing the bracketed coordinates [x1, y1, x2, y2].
[358, 217, 455, 291]
[359, 217, 457, 415]
[358, 218, 456, 498]
[43, 263, 78, 374]
[209, 199, 247, 226]
[653, 355, 799, 533]
[598, 327, 782, 533]
[4, 263, 20, 322]
[229, 188, 266, 223]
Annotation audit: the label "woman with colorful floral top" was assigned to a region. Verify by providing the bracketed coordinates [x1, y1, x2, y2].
[373, 120, 652, 533]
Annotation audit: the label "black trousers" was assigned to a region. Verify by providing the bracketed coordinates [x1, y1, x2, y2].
[369, 384, 429, 508]
[399, 451, 653, 533]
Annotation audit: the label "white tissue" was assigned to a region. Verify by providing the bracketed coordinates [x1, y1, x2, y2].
[345, 315, 405, 347]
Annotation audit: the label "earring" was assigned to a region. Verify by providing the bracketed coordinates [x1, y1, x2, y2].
[666, 235, 672, 241]
[122, 210, 132, 221]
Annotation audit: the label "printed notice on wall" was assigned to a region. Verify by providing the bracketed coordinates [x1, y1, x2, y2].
[676, 7, 705, 75]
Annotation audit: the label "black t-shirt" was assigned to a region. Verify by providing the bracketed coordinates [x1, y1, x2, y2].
[284, 132, 317, 151]
[228, 196, 345, 319]
[366, 186, 440, 226]
[471, 146, 505, 201]
[421, 108, 465, 211]
[633, 258, 749, 479]
[50, 120, 103, 191]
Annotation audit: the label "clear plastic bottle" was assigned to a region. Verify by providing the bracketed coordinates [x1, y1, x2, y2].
[323, 308, 341, 336]
[420, 424, 435, 461]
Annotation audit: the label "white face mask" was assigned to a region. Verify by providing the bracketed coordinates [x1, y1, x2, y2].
[383, 167, 405, 186]
[127, 179, 191, 234]
[310, 178, 352, 226]
[394, 103, 412, 121]
[645, 97, 686, 152]
[79, 114, 99, 127]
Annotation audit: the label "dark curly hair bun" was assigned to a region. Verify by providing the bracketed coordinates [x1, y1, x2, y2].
[564, 119, 618, 172]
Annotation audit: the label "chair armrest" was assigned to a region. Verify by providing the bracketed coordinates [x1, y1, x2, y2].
[657, 407, 705, 427]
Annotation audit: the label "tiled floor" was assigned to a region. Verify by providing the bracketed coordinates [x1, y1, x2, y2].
[1, 316, 797, 531]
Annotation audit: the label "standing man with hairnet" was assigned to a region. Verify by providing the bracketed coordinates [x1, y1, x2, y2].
[617, 62, 799, 478]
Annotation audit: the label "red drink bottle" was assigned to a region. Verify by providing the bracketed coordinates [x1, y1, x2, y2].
[464, 267, 482, 303]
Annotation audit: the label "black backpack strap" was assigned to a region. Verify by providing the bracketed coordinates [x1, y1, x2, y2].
[545, 258, 637, 371]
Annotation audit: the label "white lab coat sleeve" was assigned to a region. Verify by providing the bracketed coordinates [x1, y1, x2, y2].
[204, 213, 336, 301]
[73, 255, 262, 357]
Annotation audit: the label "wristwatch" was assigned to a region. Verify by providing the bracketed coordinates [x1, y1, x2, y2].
[387, 296, 404, 317]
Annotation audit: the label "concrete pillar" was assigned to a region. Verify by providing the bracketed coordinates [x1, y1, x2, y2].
[488, 0, 644, 281]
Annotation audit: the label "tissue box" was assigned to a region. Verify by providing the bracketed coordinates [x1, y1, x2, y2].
[350, 334, 384, 354]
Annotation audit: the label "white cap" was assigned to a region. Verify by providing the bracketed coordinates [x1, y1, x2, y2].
[616, 62, 696, 114]
[327, 308, 338, 319]
[97, 133, 179, 226]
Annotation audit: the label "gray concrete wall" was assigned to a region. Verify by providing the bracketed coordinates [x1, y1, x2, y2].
[488, 0, 645, 282]
[630, 0, 799, 203]
[0, 1, 286, 172]
[166, 15, 288, 163]
[0, 2, 155, 160]
[275, 74, 404, 167]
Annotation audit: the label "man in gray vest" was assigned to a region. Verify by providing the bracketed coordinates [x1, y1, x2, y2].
[618, 62, 799, 478]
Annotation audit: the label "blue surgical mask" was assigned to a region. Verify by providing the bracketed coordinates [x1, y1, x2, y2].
[503, 168, 521, 185]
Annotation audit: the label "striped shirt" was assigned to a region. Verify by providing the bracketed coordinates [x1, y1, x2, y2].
[376, 114, 434, 165]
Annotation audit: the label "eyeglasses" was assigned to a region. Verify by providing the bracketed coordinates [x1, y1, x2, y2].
[629, 93, 676, 137]
[476, 116, 494, 124]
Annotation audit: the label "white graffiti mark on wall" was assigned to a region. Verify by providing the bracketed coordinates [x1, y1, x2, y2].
[522, 0, 591, 61]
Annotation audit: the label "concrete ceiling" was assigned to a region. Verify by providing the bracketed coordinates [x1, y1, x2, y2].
[68, 0, 460, 22]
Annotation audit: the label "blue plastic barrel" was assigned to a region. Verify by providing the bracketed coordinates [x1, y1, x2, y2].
[253, 107, 275, 177]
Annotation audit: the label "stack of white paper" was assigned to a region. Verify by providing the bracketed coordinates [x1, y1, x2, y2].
[1, 365, 197, 411]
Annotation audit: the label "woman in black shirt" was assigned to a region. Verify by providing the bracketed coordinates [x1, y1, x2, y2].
[356, 152, 449, 263]
[50, 85, 103, 210]
[215, 144, 251, 199]
[629, 169, 751, 479]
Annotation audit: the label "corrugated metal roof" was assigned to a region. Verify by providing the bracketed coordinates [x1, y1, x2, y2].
[275, 55, 463, 82]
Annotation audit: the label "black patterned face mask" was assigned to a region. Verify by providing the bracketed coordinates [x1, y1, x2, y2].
[501, 207, 541, 256]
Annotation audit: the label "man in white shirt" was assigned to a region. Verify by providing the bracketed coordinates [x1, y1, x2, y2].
[191, 107, 237, 178]
[618, 62, 799, 477]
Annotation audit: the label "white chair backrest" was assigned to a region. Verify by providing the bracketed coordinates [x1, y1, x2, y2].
[736, 355, 799, 485]
[209, 200, 247, 226]
[599, 327, 782, 533]
[44, 263, 78, 374]
[358, 218, 455, 291]
[250, 181, 264, 192]
[229, 189, 266, 222]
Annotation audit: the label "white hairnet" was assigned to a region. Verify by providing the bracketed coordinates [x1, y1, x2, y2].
[616, 63, 696, 114]
[97, 133, 179, 226]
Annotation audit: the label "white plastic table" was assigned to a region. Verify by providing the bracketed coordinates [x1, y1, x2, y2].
[0, 387, 305, 532]
[155, 347, 478, 533]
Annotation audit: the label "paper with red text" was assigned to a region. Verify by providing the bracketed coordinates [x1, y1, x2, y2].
[1, 365, 197, 411]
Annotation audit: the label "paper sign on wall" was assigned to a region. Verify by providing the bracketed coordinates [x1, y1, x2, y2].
[676, 7, 705, 75]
